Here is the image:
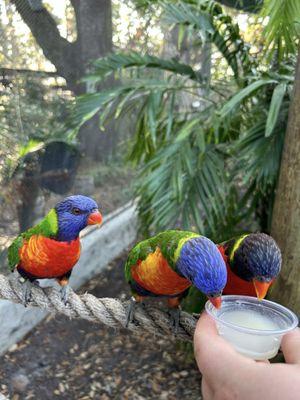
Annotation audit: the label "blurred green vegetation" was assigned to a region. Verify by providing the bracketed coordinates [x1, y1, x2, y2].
[75, 0, 300, 243]
[1, 1, 299, 282]
[0, 74, 73, 182]
[0, 0, 162, 238]
[74, 0, 300, 315]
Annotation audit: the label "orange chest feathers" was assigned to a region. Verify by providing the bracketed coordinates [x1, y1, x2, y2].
[131, 247, 191, 296]
[19, 235, 81, 278]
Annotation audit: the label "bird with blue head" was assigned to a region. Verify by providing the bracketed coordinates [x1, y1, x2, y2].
[125, 230, 227, 331]
[8, 195, 102, 305]
[218, 233, 282, 299]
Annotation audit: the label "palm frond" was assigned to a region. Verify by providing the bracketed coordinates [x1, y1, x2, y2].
[261, 0, 300, 60]
[71, 0, 297, 244]
[161, 1, 214, 36]
[237, 101, 288, 192]
[265, 82, 287, 137]
[219, 79, 277, 119]
[161, 1, 252, 80]
[86, 52, 202, 84]
[75, 78, 200, 128]
[135, 118, 228, 235]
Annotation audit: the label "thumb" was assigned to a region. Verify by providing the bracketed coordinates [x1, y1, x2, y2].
[281, 328, 300, 364]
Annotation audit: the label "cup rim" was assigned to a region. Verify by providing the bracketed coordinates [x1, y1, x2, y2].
[205, 295, 299, 336]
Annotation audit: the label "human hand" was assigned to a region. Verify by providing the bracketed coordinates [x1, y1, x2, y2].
[194, 312, 300, 400]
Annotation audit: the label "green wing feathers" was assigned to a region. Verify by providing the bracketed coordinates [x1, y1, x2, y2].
[7, 208, 58, 271]
[124, 239, 154, 283]
[22, 208, 58, 240]
[124, 230, 200, 282]
[156, 230, 199, 267]
[124, 245, 139, 282]
[8, 236, 23, 271]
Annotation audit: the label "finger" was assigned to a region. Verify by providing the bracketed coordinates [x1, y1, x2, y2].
[281, 328, 300, 364]
[194, 312, 252, 379]
[201, 377, 214, 400]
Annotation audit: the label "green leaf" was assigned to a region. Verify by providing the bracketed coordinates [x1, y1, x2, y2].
[161, 1, 214, 35]
[166, 91, 175, 139]
[161, 0, 251, 80]
[174, 119, 199, 142]
[219, 79, 277, 118]
[178, 23, 185, 50]
[265, 83, 287, 137]
[261, 0, 300, 60]
[88, 51, 202, 83]
[19, 139, 44, 157]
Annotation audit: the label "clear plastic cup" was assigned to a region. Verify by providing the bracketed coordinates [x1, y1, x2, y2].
[205, 295, 299, 360]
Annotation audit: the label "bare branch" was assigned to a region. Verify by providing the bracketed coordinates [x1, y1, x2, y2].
[1, 67, 58, 77]
[10, 0, 76, 79]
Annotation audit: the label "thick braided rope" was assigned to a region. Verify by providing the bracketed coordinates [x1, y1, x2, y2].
[0, 274, 197, 342]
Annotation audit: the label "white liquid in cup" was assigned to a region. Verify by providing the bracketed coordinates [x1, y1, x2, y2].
[217, 309, 282, 360]
[205, 296, 299, 361]
[220, 310, 279, 330]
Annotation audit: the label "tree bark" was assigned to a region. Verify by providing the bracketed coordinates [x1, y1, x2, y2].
[14, 151, 41, 232]
[10, 0, 115, 161]
[269, 45, 300, 313]
[10, 0, 76, 82]
[75, 0, 116, 161]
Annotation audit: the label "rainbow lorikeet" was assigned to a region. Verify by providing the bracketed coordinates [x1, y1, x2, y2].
[124, 230, 227, 329]
[219, 233, 282, 299]
[181, 232, 282, 315]
[8, 195, 102, 304]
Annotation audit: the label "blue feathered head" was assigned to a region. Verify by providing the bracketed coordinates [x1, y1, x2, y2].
[55, 195, 102, 242]
[176, 236, 227, 307]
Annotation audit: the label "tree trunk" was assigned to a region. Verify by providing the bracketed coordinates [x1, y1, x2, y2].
[75, 0, 116, 161]
[14, 151, 41, 231]
[11, 0, 116, 161]
[269, 45, 300, 313]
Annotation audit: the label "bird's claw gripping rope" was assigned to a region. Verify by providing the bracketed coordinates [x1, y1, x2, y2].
[125, 296, 136, 328]
[23, 280, 32, 307]
[19, 278, 40, 307]
[169, 308, 181, 335]
[60, 285, 70, 305]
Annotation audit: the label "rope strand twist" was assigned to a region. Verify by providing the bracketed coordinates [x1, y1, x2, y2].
[0, 274, 197, 342]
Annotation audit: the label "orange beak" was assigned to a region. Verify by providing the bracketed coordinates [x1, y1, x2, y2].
[253, 279, 271, 300]
[209, 296, 222, 309]
[87, 211, 102, 225]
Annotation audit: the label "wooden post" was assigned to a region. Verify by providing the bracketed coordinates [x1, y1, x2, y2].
[270, 46, 300, 313]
